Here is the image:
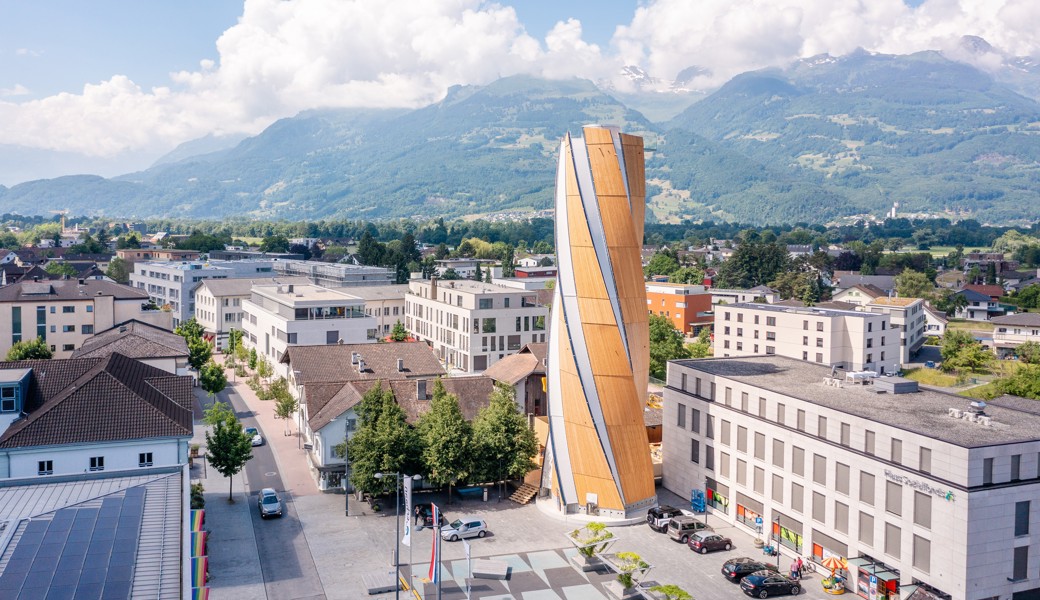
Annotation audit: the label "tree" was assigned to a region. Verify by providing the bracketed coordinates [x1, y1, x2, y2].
[187, 337, 213, 371]
[648, 585, 693, 600]
[714, 238, 790, 288]
[259, 234, 290, 253]
[940, 330, 976, 365]
[1016, 341, 1040, 364]
[5, 337, 53, 361]
[472, 384, 538, 497]
[473, 262, 483, 281]
[116, 233, 142, 249]
[200, 360, 228, 396]
[227, 328, 243, 355]
[995, 364, 1040, 399]
[390, 320, 409, 342]
[649, 314, 691, 379]
[248, 347, 258, 369]
[670, 265, 705, 285]
[500, 245, 516, 277]
[256, 355, 273, 381]
[945, 343, 992, 374]
[439, 267, 461, 280]
[205, 412, 253, 501]
[348, 383, 419, 495]
[644, 250, 680, 279]
[105, 257, 131, 284]
[45, 262, 77, 278]
[895, 269, 933, 299]
[287, 243, 312, 260]
[274, 392, 299, 435]
[686, 328, 713, 359]
[985, 262, 997, 285]
[357, 231, 385, 265]
[175, 317, 206, 341]
[418, 379, 473, 501]
[202, 400, 235, 426]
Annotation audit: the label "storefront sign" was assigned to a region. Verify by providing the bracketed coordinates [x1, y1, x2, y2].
[884, 470, 955, 502]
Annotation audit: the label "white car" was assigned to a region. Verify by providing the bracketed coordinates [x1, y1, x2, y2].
[244, 427, 263, 446]
[440, 517, 488, 541]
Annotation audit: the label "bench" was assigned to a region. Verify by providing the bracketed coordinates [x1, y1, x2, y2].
[362, 571, 400, 594]
[457, 486, 483, 500]
[471, 559, 510, 580]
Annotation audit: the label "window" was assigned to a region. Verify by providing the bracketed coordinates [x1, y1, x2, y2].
[695, 377, 701, 397]
[983, 457, 994, 485]
[287, 333, 298, 344]
[919, 447, 931, 474]
[482, 318, 496, 333]
[139, 452, 153, 467]
[860, 472, 875, 505]
[82, 324, 94, 334]
[681, 373, 687, 390]
[1013, 546, 1028, 581]
[62, 344, 75, 352]
[766, 316, 776, 326]
[816, 338, 824, 347]
[737, 313, 743, 323]
[737, 459, 747, 486]
[796, 409, 806, 431]
[776, 403, 785, 425]
[677, 403, 686, 428]
[835, 463, 850, 495]
[812, 492, 826, 523]
[725, 387, 732, 405]
[690, 439, 700, 464]
[478, 298, 492, 309]
[859, 512, 874, 546]
[1015, 501, 1030, 537]
[38, 460, 53, 475]
[816, 353, 823, 363]
[86, 305, 93, 313]
[803, 320, 808, 330]
[914, 492, 932, 528]
[885, 523, 901, 559]
[817, 322, 824, 331]
[835, 501, 849, 534]
[891, 438, 902, 464]
[818, 416, 827, 439]
[741, 392, 748, 411]
[813, 454, 826, 485]
[691, 408, 700, 434]
[1, 387, 15, 412]
[758, 397, 766, 416]
[89, 456, 105, 472]
[772, 439, 784, 468]
[721, 420, 730, 445]
[504, 298, 510, 308]
[62, 325, 75, 333]
[754, 466, 764, 494]
[706, 416, 715, 439]
[791, 482, 804, 513]
[865, 430, 876, 455]
[792, 446, 805, 477]
[754, 433, 765, 460]
[1011, 454, 1021, 481]
[737, 426, 747, 453]
[840, 423, 850, 447]
[886, 481, 902, 516]
[720, 452, 730, 478]
[326, 330, 339, 344]
[62, 306, 75, 313]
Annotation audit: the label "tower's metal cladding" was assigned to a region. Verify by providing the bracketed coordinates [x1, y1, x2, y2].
[544, 125, 656, 516]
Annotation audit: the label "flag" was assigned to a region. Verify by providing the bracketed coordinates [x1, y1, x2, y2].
[402, 476, 413, 547]
[427, 503, 440, 583]
[191, 588, 210, 600]
[191, 531, 207, 557]
[191, 509, 205, 531]
[191, 556, 208, 587]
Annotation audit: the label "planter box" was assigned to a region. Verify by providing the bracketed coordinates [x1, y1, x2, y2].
[604, 581, 640, 600]
[570, 554, 605, 573]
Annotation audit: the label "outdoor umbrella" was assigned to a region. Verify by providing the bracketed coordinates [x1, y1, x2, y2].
[821, 556, 845, 572]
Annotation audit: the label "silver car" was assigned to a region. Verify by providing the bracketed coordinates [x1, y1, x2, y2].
[440, 517, 487, 541]
[245, 427, 263, 447]
[258, 488, 282, 519]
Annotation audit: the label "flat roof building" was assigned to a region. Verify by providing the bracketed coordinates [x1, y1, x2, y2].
[271, 260, 393, 288]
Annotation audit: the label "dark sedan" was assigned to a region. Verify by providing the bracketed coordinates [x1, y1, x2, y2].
[722, 558, 778, 582]
[740, 571, 801, 598]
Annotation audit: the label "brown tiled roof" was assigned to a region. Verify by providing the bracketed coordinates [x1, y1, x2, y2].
[0, 357, 100, 413]
[991, 313, 1040, 327]
[483, 343, 546, 385]
[308, 381, 374, 432]
[0, 279, 148, 302]
[391, 376, 496, 424]
[72, 320, 187, 361]
[0, 353, 193, 448]
[283, 342, 444, 385]
[964, 284, 1005, 299]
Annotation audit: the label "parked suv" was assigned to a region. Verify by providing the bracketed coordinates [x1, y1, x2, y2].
[688, 530, 733, 554]
[257, 488, 282, 519]
[646, 505, 684, 532]
[722, 558, 778, 582]
[440, 517, 487, 541]
[667, 515, 712, 543]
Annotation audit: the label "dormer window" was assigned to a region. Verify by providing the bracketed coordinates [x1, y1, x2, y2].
[1, 386, 16, 412]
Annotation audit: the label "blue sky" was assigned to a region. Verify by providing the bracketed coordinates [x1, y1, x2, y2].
[0, 0, 1033, 183]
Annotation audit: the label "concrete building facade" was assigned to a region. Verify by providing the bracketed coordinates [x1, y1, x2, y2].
[645, 282, 713, 336]
[130, 260, 276, 327]
[193, 276, 308, 349]
[865, 297, 927, 365]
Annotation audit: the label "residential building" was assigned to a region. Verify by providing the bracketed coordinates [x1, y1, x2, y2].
[714, 303, 899, 375]
[515, 266, 557, 278]
[645, 282, 714, 336]
[517, 255, 554, 268]
[115, 248, 201, 263]
[963, 284, 1005, 301]
[242, 283, 377, 378]
[71, 320, 189, 375]
[961, 252, 1018, 274]
[208, 249, 304, 261]
[923, 304, 948, 338]
[991, 313, 1040, 358]
[0, 353, 193, 478]
[0, 279, 170, 359]
[193, 276, 309, 349]
[342, 284, 410, 338]
[271, 259, 393, 287]
[710, 286, 779, 306]
[833, 272, 897, 296]
[434, 258, 499, 280]
[483, 343, 547, 416]
[953, 289, 1006, 321]
[130, 259, 276, 327]
[664, 355, 1040, 600]
[405, 278, 549, 373]
[864, 297, 927, 365]
[832, 284, 886, 306]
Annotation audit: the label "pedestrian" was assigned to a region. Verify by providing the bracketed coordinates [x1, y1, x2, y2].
[414, 505, 422, 527]
[793, 556, 803, 579]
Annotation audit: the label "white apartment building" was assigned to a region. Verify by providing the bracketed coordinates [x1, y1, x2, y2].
[405, 278, 549, 373]
[714, 303, 900, 375]
[241, 283, 377, 378]
[664, 355, 1040, 600]
[341, 284, 409, 338]
[130, 260, 275, 327]
[434, 259, 500, 280]
[865, 297, 927, 366]
[711, 286, 779, 305]
[194, 276, 309, 349]
[991, 313, 1040, 358]
[271, 260, 393, 288]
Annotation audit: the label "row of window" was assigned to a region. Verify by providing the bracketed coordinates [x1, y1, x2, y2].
[37, 453, 153, 475]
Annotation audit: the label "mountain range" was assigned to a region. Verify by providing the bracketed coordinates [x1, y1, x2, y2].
[1, 40, 1039, 226]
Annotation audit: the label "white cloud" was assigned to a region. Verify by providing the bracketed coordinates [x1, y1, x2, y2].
[15, 48, 42, 57]
[0, 84, 30, 97]
[1, 0, 1038, 161]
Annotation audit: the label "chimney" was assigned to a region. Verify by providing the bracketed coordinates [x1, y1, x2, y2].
[397, 358, 404, 372]
[416, 380, 427, 400]
[357, 359, 366, 372]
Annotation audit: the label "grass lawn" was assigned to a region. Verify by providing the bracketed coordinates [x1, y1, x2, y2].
[958, 381, 1001, 400]
[924, 246, 988, 258]
[945, 319, 994, 333]
[902, 367, 960, 387]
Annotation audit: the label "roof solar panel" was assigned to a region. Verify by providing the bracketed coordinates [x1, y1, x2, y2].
[31, 554, 59, 572]
[0, 572, 26, 591]
[51, 509, 75, 521]
[71, 583, 103, 600]
[108, 552, 134, 568]
[100, 580, 131, 599]
[24, 520, 49, 534]
[62, 541, 88, 557]
[9, 545, 39, 563]
[20, 569, 53, 589]
[74, 508, 99, 520]
[95, 518, 118, 531]
[76, 568, 107, 586]
[48, 518, 73, 532]
[66, 528, 92, 543]
[105, 565, 132, 583]
[124, 487, 145, 498]
[42, 584, 76, 600]
[82, 553, 110, 571]
[35, 543, 63, 558]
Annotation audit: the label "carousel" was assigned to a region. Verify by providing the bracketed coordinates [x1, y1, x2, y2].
[820, 557, 849, 595]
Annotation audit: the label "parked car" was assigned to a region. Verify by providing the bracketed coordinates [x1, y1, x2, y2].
[722, 558, 779, 582]
[667, 515, 712, 543]
[740, 571, 801, 598]
[440, 517, 488, 541]
[646, 505, 685, 532]
[244, 427, 263, 446]
[414, 503, 446, 527]
[257, 488, 282, 519]
[688, 530, 732, 554]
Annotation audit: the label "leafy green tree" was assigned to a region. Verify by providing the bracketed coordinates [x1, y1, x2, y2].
[473, 262, 483, 281]
[5, 337, 53, 361]
[895, 269, 934, 298]
[686, 328, 713, 359]
[940, 330, 976, 366]
[418, 379, 473, 501]
[769, 271, 813, 301]
[248, 347, 258, 369]
[45, 262, 77, 278]
[0, 231, 20, 249]
[714, 237, 790, 288]
[644, 250, 680, 279]
[187, 337, 213, 371]
[256, 355, 273, 381]
[670, 265, 705, 285]
[202, 400, 236, 425]
[259, 234, 290, 253]
[105, 257, 131, 284]
[200, 360, 227, 396]
[357, 231, 385, 265]
[472, 384, 538, 496]
[1014, 285, 1040, 309]
[116, 233, 142, 249]
[390, 320, 409, 342]
[439, 267, 461, 280]
[227, 328, 243, 355]
[205, 411, 253, 500]
[995, 364, 1040, 399]
[649, 314, 691, 379]
[348, 383, 419, 495]
[945, 343, 992, 374]
[175, 317, 206, 341]
[274, 391, 299, 435]
[500, 245, 516, 277]
[1016, 341, 1040, 364]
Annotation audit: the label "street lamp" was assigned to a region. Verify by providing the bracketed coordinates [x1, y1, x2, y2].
[375, 472, 422, 600]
